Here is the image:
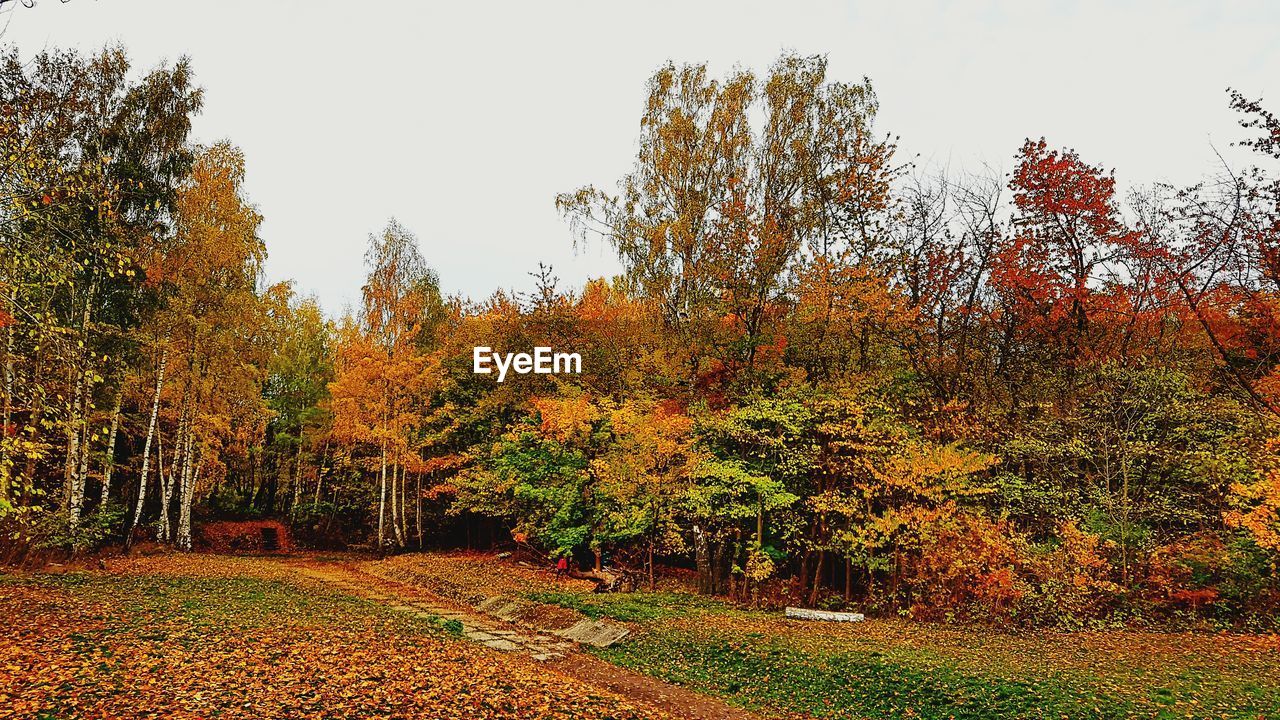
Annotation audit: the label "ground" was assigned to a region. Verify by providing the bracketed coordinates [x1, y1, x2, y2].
[2, 552, 1278, 720]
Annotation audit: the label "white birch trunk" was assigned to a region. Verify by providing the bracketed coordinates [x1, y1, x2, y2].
[1, 284, 14, 496]
[64, 365, 84, 526]
[176, 427, 195, 551]
[377, 440, 387, 549]
[65, 278, 97, 529]
[74, 393, 91, 513]
[2, 284, 13, 436]
[390, 461, 404, 547]
[290, 446, 302, 515]
[100, 387, 123, 508]
[126, 347, 167, 551]
[157, 419, 171, 543]
[313, 440, 327, 507]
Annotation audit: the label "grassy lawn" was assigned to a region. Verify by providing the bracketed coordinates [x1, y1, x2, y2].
[0, 556, 661, 720]
[546, 589, 1280, 719]
[382, 552, 1280, 720]
[16, 552, 1275, 720]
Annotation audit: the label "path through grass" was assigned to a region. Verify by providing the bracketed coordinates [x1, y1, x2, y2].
[380, 552, 1280, 720]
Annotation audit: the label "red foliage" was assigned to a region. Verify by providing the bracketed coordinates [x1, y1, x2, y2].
[991, 139, 1143, 362]
[196, 520, 292, 553]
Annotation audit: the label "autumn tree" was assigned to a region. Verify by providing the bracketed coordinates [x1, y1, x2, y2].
[559, 53, 896, 391]
[329, 220, 436, 549]
[0, 46, 200, 545]
[123, 143, 267, 550]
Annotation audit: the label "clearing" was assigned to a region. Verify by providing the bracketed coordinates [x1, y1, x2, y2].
[3, 552, 1279, 720]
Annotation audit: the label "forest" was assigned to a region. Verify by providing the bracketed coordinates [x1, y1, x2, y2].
[3, 44, 1280, 632]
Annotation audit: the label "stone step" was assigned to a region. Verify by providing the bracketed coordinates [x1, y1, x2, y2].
[481, 638, 520, 651]
[554, 619, 630, 648]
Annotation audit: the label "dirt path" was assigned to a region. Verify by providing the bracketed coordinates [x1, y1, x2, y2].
[280, 557, 769, 720]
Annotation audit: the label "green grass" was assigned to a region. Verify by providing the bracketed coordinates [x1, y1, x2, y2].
[506, 575, 1280, 719]
[587, 619, 1280, 720]
[522, 589, 727, 623]
[599, 628, 1132, 720]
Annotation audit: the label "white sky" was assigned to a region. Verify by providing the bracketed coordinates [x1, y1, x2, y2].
[3, 1, 1276, 316]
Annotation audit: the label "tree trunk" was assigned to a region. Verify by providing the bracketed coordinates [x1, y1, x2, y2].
[648, 538, 655, 591]
[63, 364, 86, 528]
[808, 551, 826, 606]
[414, 472, 422, 549]
[290, 445, 303, 516]
[397, 463, 407, 545]
[377, 440, 387, 550]
[1, 284, 14, 456]
[176, 428, 195, 551]
[0, 283, 12, 507]
[158, 417, 174, 543]
[693, 524, 728, 595]
[694, 524, 713, 594]
[64, 278, 96, 529]
[75, 391, 91, 513]
[390, 461, 404, 548]
[100, 386, 123, 509]
[313, 440, 328, 507]
[125, 348, 167, 552]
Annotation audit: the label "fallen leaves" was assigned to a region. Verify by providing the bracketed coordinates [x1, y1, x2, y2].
[0, 556, 666, 720]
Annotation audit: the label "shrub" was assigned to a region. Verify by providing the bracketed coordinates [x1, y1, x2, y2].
[1020, 521, 1123, 628]
[904, 513, 1026, 623]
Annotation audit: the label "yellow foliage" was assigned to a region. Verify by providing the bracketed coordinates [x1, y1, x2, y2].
[1225, 437, 1280, 553]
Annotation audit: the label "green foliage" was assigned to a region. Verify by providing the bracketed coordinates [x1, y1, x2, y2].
[28, 503, 126, 553]
[489, 429, 595, 555]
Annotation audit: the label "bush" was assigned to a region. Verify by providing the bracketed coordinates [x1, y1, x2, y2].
[1, 503, 126, 559]
[1019, 521, 1124, 628]
[904, 513, 1026, 623]
[1143, 531, 1280, 628]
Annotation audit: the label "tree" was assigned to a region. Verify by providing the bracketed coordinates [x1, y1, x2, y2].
[559, 53, 894, 390]
[132, 142, 267, 550]
[0, 46, 200, 543]
[991, 139, 1139, 367]
[329, 219, 435, 550]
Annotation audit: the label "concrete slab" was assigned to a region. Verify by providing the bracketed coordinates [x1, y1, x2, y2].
[784, 607, 865, 622]
[554, 619, 631, 647]
[482, 638, 520, 651]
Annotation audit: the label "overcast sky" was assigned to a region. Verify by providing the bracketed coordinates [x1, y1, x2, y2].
[2, 1, 1276, 316]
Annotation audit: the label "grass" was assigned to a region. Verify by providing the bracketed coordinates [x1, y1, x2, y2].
[590, 609, 1280, 719]
[29, 554, 1272, 720]
[386, 552, 1280, 720]
[598, 628, 1142, 719]
[522, 589, 726, 623]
